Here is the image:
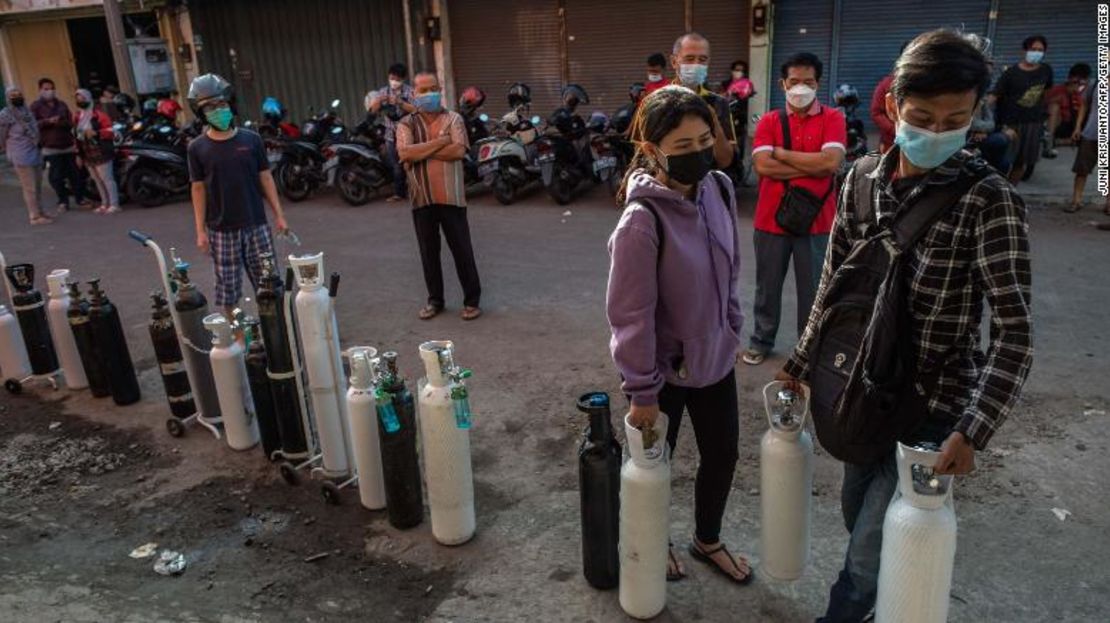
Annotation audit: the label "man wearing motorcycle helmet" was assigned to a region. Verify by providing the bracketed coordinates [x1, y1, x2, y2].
[367, 62, 417, 202]
[186, 73, 290, 317]
[458, 86, 490, 143]
[670, 32, 736, 169]
[396, 71, 482, 322]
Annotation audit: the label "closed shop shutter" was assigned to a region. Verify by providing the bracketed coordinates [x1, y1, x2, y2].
[837, 0, 991, 130]
[769, 0, 835, 111]
[450, 0, 563, 117]
[692, 0, 752, 92]
[563, 0, 684, 116]
[993, 0, 1098, 86]
[190, 0, 406, 126]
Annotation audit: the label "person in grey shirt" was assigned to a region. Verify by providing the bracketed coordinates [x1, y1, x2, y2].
[0, 86, 52, 225]
[1068, 79, 1101, 213]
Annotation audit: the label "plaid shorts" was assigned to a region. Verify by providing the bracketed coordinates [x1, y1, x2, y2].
[207, 223, 274, 307]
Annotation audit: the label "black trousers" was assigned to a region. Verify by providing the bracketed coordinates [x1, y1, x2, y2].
[44, 153, 84, 206]
[659, 368, 740, 544]
[412, 204, 482, 308]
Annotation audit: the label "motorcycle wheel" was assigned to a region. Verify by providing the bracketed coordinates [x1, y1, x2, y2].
[125, 166, 168, 208]
[492, 176, 515, 205]
[549, 179, 574, 205]
[336, 164, 372, 206]
[278, 161, 312, 202]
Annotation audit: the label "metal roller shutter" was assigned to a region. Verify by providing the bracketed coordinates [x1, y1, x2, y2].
[769, 0, 835, 112]
[993, 0, 1098, 86]
[692, 0, 752, 91]
[563, 0, 684, 116]
[190, 0, 406, 126]
[449, 0, 563, 117]
[837, 0, 991, 130]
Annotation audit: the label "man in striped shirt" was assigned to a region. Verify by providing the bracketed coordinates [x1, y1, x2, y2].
[396, 71, 482, 321]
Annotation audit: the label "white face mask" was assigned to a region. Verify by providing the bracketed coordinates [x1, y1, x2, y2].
[732, 71, 745, 80]
[647, 72, 663, 83]
[389, 79, 402, 90]
[786, 84, 817, 109]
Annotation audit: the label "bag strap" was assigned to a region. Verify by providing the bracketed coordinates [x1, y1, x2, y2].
[779, 107, 792, 151]
[637, 171, 735, 269]
[851, 154, 883, 225]
[892, 164, 990, 250]
[638, 199, 664, 267]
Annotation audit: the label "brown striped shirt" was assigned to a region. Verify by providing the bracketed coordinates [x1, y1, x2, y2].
[395, 110, 469, 208]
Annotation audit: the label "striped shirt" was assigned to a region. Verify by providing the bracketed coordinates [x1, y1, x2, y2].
[784, 149, 1033, 450]
[395, 110, 468, 209]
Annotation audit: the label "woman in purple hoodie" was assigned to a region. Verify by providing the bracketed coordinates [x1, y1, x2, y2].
[607, 86, 749, 585]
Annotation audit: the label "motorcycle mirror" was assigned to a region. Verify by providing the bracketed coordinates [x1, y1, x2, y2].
[479, 113, 489, 123]
[331, 99, 341, 109]
[531, 115, 541, 125]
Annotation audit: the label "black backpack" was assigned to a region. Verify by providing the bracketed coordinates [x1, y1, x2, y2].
[806, 154, 989, 465]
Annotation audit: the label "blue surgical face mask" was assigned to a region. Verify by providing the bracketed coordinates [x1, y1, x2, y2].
[894, 120, 971, 169]
[1025, 50, 1044, 64]
[679, 63, 708, 87]
[415, 92, 442, 112]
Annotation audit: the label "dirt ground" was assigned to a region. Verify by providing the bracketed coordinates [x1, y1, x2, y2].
[0, 167, 1108, 622]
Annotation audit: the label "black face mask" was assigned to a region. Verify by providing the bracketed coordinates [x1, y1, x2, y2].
[660, 146, 715, 186]
[9, 97, 25, 107]
[77, 101, 91, 109]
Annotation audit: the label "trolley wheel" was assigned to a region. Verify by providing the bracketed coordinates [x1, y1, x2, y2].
[4, 379, 22, 394]
[321, 481, 342, 505]
[166, 418, 186, 437]
[279, 461, 300, 486]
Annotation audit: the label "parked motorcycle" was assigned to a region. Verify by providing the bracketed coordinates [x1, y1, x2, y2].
[834, 84, 868, 183]
[331, 112, 395, 206]
[274, 99, 346, 202]
[586, 112, 621, 196]
[458, 87, 491, 190]
[474, 83, 543, 205]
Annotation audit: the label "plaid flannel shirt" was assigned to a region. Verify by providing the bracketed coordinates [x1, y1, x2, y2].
[784, 149, 1033, 450]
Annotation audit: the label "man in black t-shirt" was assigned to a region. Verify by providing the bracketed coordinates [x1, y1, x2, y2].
[993, 35, 1053, 184]
[186, 74, 289, 316]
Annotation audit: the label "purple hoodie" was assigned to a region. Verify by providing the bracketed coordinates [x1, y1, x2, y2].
[607, 169, 743, 406]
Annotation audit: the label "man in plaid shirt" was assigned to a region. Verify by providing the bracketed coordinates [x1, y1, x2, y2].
[777, 31, 1033, 622]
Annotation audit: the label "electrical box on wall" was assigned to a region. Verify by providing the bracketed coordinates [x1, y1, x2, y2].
[127, 38, 175, 95]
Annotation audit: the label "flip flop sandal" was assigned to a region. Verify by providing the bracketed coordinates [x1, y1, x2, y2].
[688, 542, 753, 585]
[461, 307, 482, 321]
[1063, 203, 1082, 214]
[418, 305, 443, 320]
[666, 543, 686, 582]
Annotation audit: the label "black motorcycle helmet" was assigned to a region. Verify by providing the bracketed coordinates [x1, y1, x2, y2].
[561, 84, 589, 109]
[458, 86, 486, 115]
[113, 92, 136, 115]
[187, 73, 236, 119]
[507, 82, 531, 108]
[142, 98, 158, 115]
[628, 82, 646, 103]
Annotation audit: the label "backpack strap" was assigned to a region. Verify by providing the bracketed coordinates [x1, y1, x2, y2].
[851, 153, 882, 226]
[892, 164, 992, 251]
[637, 199, 664, 267]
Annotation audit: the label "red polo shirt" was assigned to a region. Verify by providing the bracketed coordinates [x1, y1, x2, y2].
[751, 101, 846, 235]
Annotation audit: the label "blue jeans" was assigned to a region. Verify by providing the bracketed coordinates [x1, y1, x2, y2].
[977, 132, 1011, 176]
[384, 140, 407, 198]
[817, 419, 951, 623]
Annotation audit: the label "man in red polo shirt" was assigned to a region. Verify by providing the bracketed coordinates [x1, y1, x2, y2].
[742, 52, 845, 366]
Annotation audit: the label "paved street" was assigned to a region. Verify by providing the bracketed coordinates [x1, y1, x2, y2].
[0, 150, 1108, 622]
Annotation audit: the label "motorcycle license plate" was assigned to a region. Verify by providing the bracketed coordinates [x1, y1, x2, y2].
[592, 156, 617, 172]
[478, 161, 499, 177]
[537, 153, 556, 163]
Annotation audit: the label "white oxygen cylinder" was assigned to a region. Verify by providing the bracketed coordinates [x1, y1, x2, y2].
[290, 253, 351, 476]
[346, 346, 387, 510]
[619, 412, 671, 620]
[760, 381, 814, 581]
[875, 442, 957, 623]
[417, 340, 475, 545]
[203, 313, 260, 451]
[0, 304, 31, 382]
[44, 270, 87, 390]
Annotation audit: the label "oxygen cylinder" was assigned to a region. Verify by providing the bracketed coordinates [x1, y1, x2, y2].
[148, 292, 195, 419]
[4, 264, 59, 375]
[619, 412, 670, 620]
[875, 442, 957, 623]
[377, 351, 424, 529]
[87, 279, 140, 406]
[291, 253, 351, 476]
[346, 346, 387, 510]
[760, 382, 814, 581]
[45, 270, 87, 389]
[417, 340, 475, 545]
[0, 304, 31, 381]
[66, 282, 110, 398]
[577, 391, 621, 590]
[203, 313, 260, 451]
[171, 254, 221, 422]
[243, 317, 283, 459]
[255, 254, 308, 457]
